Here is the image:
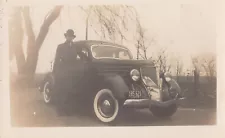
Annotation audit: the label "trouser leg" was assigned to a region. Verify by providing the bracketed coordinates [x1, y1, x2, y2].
[53, 68, 75, 115]
[53, 75, 70, 115]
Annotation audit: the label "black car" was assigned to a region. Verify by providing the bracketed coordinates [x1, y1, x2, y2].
[39, 40, 184, 123]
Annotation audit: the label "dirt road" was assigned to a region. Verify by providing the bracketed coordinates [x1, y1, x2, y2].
[10, 88, 216, 127]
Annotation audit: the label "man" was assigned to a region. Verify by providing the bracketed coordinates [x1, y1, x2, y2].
[53, 29, 77, 72]
[52, 29, 79, 116]
[53, 29, 88, 72]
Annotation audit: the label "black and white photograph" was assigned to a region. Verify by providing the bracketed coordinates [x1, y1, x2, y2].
[4, 0, 220, 130]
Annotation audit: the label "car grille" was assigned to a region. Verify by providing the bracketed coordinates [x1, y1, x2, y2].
[140, 66, 158, 86]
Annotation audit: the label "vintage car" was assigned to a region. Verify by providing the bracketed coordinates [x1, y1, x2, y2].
[38, 40, 184, 123]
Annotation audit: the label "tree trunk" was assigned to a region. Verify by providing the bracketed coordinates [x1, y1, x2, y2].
[137, 41, 140, 59]
[22, 6, 62, 82]
[176, 73, 179, 82]
[143, 48, 147, 60]
[194, 69, 200, 97]
[9, 8, 26, 74]
[8, 6, 62, 87]
[22, 7, 36, 81]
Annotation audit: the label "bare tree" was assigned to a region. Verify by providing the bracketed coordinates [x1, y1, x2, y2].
[191, 54, 216, 98]
[134, 13, 156, 60]
[191, 56, 201, 73]
[79, 5, 157, 59]
[135, 18, 146, 59]
[175, 58, 183, 82]
[9, 6, 62, 82]
[201, 55, 216, 98]
[8, 7, 25, 73]
[191, 56, 202, 96]
[79, 5, 136, 43]
[192, 54, 216, 82]
[154, 49, 171, 73]
[201, 56, 216, 83]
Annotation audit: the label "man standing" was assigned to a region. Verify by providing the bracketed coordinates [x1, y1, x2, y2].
[53, 29, 78, 116]
[53, 29, 77, 72]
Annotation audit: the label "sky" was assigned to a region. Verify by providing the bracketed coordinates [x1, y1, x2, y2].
[9, 0, 216, 74]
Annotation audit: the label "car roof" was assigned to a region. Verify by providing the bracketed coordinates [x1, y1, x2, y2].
[73, 40, 129, 49]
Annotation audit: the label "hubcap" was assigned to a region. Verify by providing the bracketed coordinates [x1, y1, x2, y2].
[97, 94, 115, 118]
[45, 88, 50, 100]
[101, 100, 111, 114]
[44, 83, 51, 102]
[103, 100, 111, 107]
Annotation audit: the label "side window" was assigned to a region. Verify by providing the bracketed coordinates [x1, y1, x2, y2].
[118, 51, 130, 59]
[81, 48, 89, 57]
[77, 47, 89, 61]
[76, 55, 81, 60]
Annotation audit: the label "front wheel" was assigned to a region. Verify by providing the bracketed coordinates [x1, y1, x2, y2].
[93, 89, 119, 123]
[150, 104, 178, 117]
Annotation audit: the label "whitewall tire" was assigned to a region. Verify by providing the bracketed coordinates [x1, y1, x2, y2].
[43, 81, 52, 104]
[93, 89, 119, 123]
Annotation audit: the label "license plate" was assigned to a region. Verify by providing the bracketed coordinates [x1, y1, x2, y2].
[129, 90, 142, 99]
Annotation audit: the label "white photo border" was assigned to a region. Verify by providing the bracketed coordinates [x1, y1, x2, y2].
[2, 0, 225, 138]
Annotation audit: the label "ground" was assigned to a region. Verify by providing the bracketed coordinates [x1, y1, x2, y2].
[10, 88, 216, 127]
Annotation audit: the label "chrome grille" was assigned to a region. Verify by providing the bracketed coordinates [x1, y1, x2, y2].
[140, 66, 158, 85]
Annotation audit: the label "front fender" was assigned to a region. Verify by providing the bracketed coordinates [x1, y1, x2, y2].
[103, 74, 129, 100]
[162, 79, 182, 100]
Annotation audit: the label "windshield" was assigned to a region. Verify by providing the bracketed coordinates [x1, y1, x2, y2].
[91, 45, 132, 60]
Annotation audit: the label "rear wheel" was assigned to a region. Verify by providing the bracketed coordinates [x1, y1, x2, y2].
[93, 89, 119, 123]
[43, 81, 52, 104]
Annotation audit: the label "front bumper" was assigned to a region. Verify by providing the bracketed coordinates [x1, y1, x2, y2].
[123, 97, 186, 108]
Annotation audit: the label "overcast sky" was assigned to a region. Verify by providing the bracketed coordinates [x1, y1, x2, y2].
[9, 0, 216, 74]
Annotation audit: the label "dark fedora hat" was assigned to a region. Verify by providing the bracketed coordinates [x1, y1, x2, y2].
[64, 29, 76, 38]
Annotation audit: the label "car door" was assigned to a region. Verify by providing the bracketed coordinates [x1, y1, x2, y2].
[70, 47, 90, 89]
[52, 45, 90, 94]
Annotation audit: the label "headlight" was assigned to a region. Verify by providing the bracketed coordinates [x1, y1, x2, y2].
[165, 77, 171, 82]
[164, 72, 172, 82]
[130, 69, 140, 81]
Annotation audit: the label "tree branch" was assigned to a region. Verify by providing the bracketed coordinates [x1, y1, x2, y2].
[35, 6, 63, 50]
[9, 7, 26, 73]
[22, 6, 36, 55]
[24, 6, 62, 75]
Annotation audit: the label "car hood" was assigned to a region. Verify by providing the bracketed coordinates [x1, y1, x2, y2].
[90, 59, 156, 79]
